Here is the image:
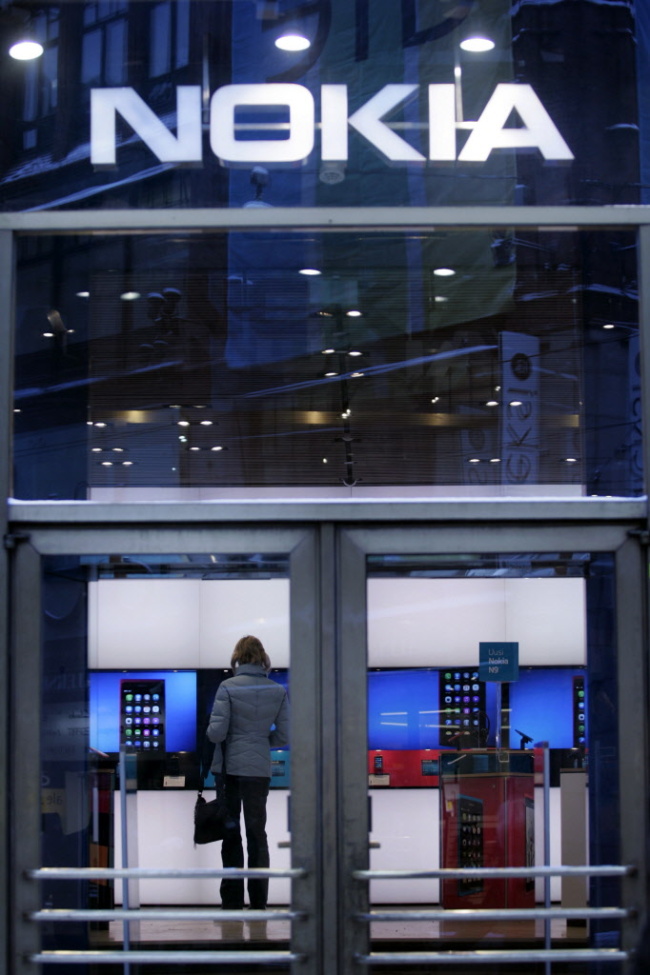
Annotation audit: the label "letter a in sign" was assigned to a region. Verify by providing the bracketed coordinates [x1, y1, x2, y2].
[459, 84, 574, 162]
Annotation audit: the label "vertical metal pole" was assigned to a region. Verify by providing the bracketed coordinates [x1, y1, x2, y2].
[338, 529, 369, 975]
[0, 229, 14, 975]
[288, 530, 321, 975]
[543, 744, 551, 975]
[118, 749, 131, 962]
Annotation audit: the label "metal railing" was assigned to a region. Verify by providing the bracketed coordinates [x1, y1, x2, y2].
[27, 866, 307, 967]
[352, 864, 636, 968]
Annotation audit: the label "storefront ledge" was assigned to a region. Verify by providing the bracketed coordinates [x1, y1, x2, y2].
[6, 496, 648, 527]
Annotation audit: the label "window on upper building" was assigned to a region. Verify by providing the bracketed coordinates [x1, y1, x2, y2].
[22, 9, 59, 150]
[149, 0, 190, 78]
[81, 0, 128, 86]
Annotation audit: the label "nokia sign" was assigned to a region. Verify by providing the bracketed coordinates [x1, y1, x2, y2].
[90, 83, 574, 167]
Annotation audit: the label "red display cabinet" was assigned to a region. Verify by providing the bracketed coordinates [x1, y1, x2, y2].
[439, 750, 535, 910]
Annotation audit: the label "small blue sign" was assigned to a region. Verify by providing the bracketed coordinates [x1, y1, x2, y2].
[479, 642, 519, 682]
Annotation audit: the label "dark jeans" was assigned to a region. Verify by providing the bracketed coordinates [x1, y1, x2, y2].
[220, 774, 271, 910]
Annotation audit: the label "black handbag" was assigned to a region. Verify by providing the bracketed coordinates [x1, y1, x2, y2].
[194, 789, 229, 844]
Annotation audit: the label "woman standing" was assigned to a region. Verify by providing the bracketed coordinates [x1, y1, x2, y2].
[208, 635, 290, 911]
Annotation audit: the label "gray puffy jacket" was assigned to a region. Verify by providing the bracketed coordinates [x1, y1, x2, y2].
[207, 663, 289, 778]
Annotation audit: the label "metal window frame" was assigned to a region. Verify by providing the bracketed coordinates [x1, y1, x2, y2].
[2, 205, 650, 975]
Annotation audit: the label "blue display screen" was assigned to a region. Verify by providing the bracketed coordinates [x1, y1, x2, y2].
[89, 670, 197, 753]
[367, 670, 498, 749]
[508, 668, 586, 748]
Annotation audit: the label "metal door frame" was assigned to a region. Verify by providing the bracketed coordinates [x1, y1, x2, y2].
[6, 518, 324, 975]
[336, 513, 650, 973]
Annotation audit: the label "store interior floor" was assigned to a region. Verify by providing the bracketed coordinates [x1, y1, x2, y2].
[93, 910, 589, 946]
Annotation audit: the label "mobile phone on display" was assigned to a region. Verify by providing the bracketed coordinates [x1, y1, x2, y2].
[119, 679, 165, 756]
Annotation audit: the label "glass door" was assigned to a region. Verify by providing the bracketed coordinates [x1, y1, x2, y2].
[9, 521, 320, 975]
[337, 515, 648, 974]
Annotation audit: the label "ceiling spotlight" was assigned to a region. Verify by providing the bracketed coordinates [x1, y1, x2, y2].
[324, 371, 339, 378]
[351, 371, 364, 378]
[275, 32, 310, 51]
[120, 291, 141, 301]
[433, 267, 456, 277]
[603, 323, 615, 330]
[299, 267, 321, 276]
[346, 310, 362, 318]
[468, 458, 481, 464]
[460, 35, 495, 53]
[200, 420, 213, 426]
[321, 347, 336, 354]
[211, 445, 224, 452]
[76, 291, 90, 299]
[177, 420, 190, 427]
[9, 39, 44, 60]
[486, 399, 499, 407]
[348, 349, 363, 357]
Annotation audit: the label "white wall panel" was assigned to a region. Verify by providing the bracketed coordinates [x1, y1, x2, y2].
[198, 579, 290, 668]
[367, 578, 507, 668]
[506, 579, 586, 665]
[114, 790, 291, 905]
[89, 578, 290, 669]
[369, 788, 440, 903]
[368, 577, 585, 667]
[88, 579, 201, 669]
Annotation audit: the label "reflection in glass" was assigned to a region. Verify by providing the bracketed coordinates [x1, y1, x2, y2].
[14, 230, 641, 499]
[365, 553, 618, 952]
[40, 553, 291, 951]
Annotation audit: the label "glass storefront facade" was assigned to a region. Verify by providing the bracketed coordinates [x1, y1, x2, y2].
[2, 2, 650, 974]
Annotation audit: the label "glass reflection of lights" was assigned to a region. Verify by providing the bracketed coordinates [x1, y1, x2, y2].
[275, 32, 310, 52]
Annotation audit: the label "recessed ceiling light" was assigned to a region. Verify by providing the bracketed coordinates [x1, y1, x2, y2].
[321, 347, 336, 354]
[325, 371, 339, 377]
[603, 323, 615, 330]
[211, 445, 223, 452]
[9, 39, 44, 60]
[346, 310, 362, 317]
[460, 36, 495, 53]
[348, 349, 363, 356]
[433, 267, 455, 277]
[299, 267, 321, 276]
[486, 399, 499, 407]
[275, 32, 310, 51]
[120, 291, 141, 301]
[76, 291, 90, 298]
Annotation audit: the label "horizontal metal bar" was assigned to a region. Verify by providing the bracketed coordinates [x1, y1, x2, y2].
[8, 498, 647, 530]
[30, 908, 301, 923]
[28, 867, 304, 881]
[359, 907, 631, 922]
[30, 951, 300, 966]
[3, 205, 650, 233]
[354, 865, 634, 880]
[355, 949, 629, 966]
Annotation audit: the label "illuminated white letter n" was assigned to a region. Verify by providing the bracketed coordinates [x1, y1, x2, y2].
[90, 87, 202, 165]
